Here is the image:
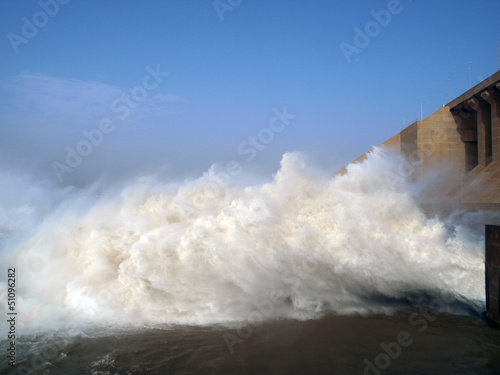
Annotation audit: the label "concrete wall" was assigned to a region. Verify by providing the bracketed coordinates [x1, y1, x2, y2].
[418, 107, 466, 171]
[335, 71, 500, 204]
[334, 132, 400, 176]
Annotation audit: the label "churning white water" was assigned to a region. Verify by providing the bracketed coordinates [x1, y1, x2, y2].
[0, 149, 493, 331]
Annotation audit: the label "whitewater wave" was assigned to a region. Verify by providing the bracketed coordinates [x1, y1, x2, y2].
[0, 148, 494, 331]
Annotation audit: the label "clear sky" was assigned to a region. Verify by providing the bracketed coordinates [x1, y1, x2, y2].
[1, 0, 499, 186]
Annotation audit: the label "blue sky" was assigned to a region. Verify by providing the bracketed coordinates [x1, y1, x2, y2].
[1, 0, 499, 186]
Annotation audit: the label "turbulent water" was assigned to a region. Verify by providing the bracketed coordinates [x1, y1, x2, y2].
[1, 148, 500, 374]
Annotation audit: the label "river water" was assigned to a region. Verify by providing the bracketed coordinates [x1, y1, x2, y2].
[2, 149, 500, 374]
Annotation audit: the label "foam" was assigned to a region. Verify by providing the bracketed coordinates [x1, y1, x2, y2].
[0, 148, 491, 331]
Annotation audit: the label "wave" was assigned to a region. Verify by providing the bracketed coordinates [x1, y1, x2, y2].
[0, 148, 493, 332]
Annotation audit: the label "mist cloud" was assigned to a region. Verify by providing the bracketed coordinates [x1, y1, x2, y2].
[0, 71, 187, 185]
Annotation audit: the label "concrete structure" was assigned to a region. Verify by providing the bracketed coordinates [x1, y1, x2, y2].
[336, 70, 500, 206]
[336, 70, 500, 329]
[486, 225, 500, 329]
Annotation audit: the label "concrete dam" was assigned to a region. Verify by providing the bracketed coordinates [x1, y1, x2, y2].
[337, 70, 500, 328]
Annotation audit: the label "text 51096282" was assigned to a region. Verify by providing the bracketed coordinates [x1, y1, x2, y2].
[7, 268, 16, 367]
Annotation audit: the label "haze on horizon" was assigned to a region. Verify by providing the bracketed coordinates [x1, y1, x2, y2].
[1, 0, 499, 187]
